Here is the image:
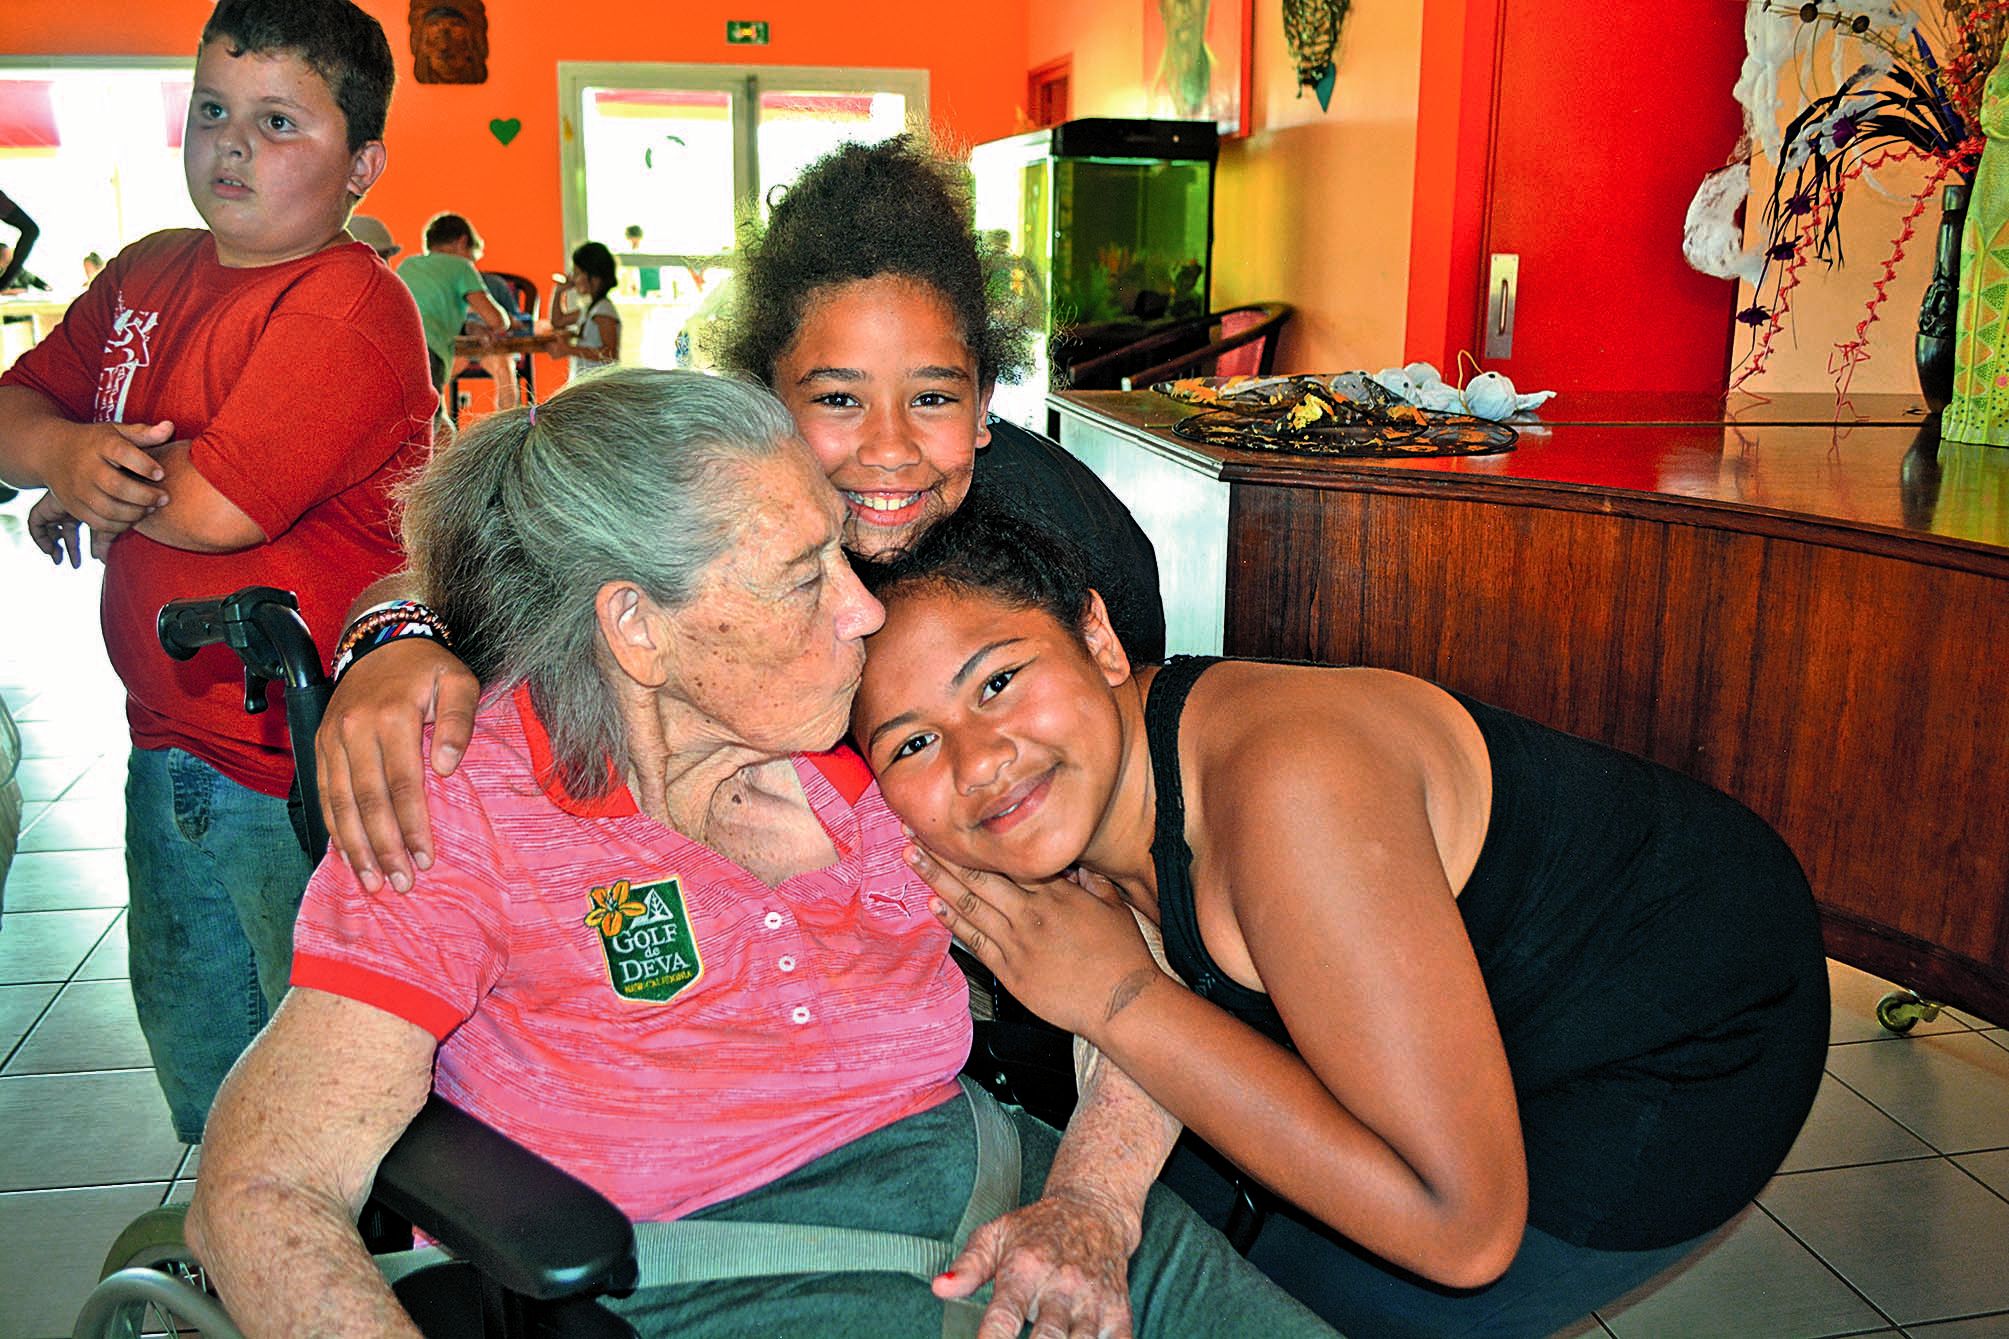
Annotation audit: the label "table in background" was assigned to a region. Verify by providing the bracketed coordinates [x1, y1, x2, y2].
[1052, 388, 2009, 1024]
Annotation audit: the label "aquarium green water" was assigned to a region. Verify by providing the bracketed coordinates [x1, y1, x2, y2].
[972, 119, 1217, 429]
[1049, 157, 1212, 326]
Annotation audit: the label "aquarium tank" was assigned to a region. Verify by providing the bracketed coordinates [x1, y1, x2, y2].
[972, 119, 1218, 430]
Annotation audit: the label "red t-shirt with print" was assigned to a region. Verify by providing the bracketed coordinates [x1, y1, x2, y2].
[2, 229, 435, 794]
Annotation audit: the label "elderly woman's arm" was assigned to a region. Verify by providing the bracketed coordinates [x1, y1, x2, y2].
[185, 988, 437, 1339]
[938, 904, 1185, 1338]
[943, 1056, 1182, 1339]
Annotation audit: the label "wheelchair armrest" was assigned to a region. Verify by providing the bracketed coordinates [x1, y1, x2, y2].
[372, 1094, 638, 1302]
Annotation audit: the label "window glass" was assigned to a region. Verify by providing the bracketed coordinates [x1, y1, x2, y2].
[579, 86, 735, 259]
[0, 65, 202, 294]
[755, 90, 908, 217]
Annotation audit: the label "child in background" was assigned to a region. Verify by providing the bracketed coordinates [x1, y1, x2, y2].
[0, 0, 436, 1145]
[396, 211, 508, 402]
[346, 214, 399, 262]
[550, 239, 621, 379]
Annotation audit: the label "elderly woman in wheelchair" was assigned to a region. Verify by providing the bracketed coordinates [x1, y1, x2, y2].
[176, 369, 1331, 1339]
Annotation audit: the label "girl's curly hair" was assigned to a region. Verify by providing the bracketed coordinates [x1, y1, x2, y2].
[714, 135, 1031, 388]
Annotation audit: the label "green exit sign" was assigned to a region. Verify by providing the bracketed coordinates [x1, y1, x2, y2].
[726, 20, 769, 44]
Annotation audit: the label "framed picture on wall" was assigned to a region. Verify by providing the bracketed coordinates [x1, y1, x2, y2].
[1141, 0, 1252, 139]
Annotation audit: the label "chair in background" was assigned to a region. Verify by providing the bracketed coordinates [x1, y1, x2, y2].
[1063, 302, 1293, 393]
[450, 271, 540, 424]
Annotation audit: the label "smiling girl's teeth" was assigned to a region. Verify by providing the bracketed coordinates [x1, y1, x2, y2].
[845, 492, 921, 512]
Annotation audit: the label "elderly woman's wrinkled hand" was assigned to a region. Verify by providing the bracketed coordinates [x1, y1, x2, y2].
[935, 1185, 1140, 1339]
[316, 639, 481, 893]
[908, 845, 1160, 1043]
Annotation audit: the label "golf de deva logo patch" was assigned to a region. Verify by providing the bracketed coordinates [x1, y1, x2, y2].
[584, 877, 702, 1003]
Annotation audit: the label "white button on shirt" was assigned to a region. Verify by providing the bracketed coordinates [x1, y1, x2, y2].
[791, 1005, 812, 1024]
[778, 955, 797, 972]
[763, 911, 784, 930]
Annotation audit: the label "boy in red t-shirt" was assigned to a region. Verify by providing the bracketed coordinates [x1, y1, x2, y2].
[0, 0, 435, 1143]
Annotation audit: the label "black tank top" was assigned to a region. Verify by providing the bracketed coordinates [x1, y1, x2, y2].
[1141, 655, 1828, 1249]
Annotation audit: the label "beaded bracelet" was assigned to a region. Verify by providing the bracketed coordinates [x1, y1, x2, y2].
[330, 599, 456, 684]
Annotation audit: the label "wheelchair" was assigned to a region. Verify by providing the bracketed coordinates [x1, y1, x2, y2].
[73, 586, 1269, 1339]
[74, 587, 642, 1339]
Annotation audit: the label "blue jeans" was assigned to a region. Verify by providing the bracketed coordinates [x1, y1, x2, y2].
[1162, 1143, 1710, 1339]
[125, 747, 315, 1143]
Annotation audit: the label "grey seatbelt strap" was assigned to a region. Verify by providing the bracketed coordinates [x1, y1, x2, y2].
[628, 1076, 1021, 1289]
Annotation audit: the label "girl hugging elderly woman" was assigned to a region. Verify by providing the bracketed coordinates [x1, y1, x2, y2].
[210, 136, 1826, 1339]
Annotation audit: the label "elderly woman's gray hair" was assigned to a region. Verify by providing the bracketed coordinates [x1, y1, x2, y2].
[401, 367, 800, 796]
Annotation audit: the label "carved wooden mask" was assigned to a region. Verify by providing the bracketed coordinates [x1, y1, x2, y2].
[410, 1, 489, 85]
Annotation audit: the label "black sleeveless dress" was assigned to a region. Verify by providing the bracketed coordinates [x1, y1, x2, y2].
[1144, 656, 1829, 1251]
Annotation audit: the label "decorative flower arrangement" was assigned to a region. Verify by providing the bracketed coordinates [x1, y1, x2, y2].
[1685, 1, 2009, 394]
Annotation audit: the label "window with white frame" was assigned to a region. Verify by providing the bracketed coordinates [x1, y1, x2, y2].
[0, 59, 203, 295]
[557, 62, 926, 368]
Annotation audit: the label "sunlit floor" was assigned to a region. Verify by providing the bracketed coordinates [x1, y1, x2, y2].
[4, 490, 2009, 1338]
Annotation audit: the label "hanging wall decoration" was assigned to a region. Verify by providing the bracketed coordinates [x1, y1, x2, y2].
[1142, 0, 1253, 138]
[410, 1, 489, 85]
[1282, 0, 1350, 111]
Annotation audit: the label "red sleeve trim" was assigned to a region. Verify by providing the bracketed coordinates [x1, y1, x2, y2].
[806, 744, 873, 806]
[291, 952, 466, 1041]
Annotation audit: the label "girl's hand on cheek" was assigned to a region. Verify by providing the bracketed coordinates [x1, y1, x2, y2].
[907, 843, 1161, 1040]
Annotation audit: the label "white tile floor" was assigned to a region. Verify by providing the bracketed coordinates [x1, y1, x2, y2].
[5, 492, 2009, 1338]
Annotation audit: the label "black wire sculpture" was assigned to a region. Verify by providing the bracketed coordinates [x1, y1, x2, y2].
[1161, 375, 1519, 458]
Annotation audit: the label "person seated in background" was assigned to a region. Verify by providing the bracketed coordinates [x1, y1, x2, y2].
[347, 213, 400, 262]
[848, 504, 1833, 1339]
[450, 270, 532, 412]
[185, 368, 1335, 1339]
[395, 209, 507, 404]
[0, 243, 49, 293]
[548, 238, 621, 379]
[0, 0, 435, 1147]
[0, 189, 40, 292]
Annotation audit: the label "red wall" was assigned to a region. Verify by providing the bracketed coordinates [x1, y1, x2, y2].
[1, 1, 1027, 305]
[1406, 0, 1745, 392]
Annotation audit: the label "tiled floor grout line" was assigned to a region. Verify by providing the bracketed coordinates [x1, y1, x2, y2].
[1751, 1198, 1908, 1336]
[1824, 1067, 1951, 1157]
[0, 909, 126, 1072]
[1947, 1156, 2009, 1213]
[1899, 1307, 2009, 1336]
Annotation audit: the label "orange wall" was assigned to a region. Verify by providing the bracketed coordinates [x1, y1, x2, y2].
[1028, 0, 1421, 373]
[1, 0, 1027, 306]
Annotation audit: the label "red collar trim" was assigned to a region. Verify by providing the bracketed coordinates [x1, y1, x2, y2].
[805, 743, 873, 806]
[513, 684, 872, 816]
[514, 683, 638, 818]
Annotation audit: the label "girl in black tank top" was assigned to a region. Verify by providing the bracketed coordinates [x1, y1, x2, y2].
[851, 506, 1829, 1339]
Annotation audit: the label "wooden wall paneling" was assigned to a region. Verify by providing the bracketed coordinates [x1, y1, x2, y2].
[1650, 523, 1767, 790]
[1226, 485, 1363, 661]
[1220, 475, 2009, 1019]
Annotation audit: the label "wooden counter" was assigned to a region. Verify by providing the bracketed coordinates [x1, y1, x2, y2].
[1052, 389, 2009, 1023]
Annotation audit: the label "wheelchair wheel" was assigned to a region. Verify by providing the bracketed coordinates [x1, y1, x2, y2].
[1875, 989, 1945, 1035]
[71, 1205, 242, 1339]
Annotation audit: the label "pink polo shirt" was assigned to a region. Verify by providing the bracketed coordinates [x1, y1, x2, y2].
[291, 685, 970, 1223]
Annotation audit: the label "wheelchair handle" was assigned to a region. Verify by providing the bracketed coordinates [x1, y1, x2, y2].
[156, 587, 333, 856]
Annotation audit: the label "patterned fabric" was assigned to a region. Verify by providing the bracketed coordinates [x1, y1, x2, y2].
[1945, 54, 2009, 445]
[291, 685, 970, 1223]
